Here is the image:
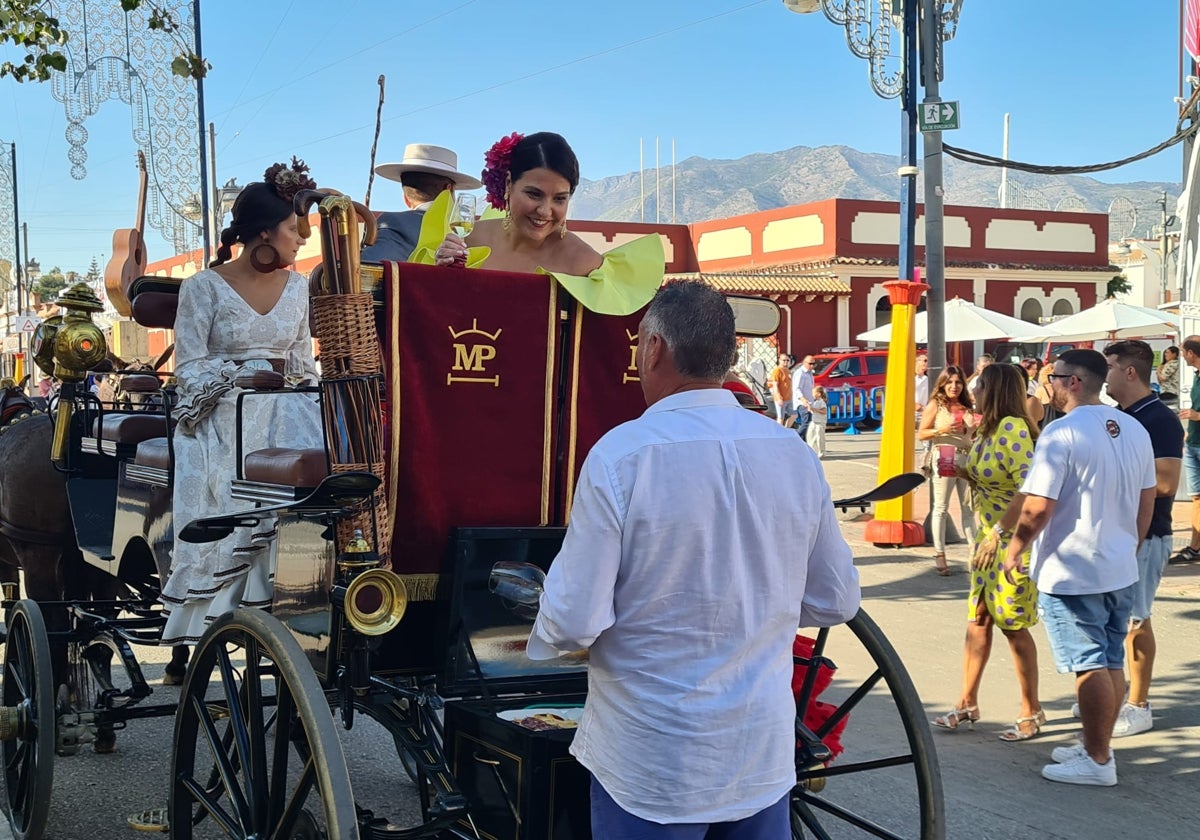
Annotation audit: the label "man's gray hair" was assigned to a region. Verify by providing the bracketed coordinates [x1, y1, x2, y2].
[642, 280, 736, 381]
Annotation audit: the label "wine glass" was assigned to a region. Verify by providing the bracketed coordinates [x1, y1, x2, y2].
[451, 193, 477, 238]
[284, 356, 306, 388]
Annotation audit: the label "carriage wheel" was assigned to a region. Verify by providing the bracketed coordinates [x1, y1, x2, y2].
[169, 609, 359, 839]
[1, 600, 55, 840]
[792, 608, 944, 840]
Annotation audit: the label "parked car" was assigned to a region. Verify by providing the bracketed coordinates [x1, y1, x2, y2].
[811, 347, 889, 393]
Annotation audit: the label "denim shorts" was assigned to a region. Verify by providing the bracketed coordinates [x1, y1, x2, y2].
[1184, 444, 1200, 496]
[1039, 587, 1134, 674]
[1131, 535, 1170, 622]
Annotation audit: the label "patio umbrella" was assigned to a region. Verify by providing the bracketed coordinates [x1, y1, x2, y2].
[1022, 298, 1180, 342]
[856, 298, 1054, 344]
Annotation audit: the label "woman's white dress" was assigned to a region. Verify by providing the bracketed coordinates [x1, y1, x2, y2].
[161, 269, 322, 644]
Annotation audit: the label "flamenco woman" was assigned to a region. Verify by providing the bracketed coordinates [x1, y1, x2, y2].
[431, 131, 664, 315]
[160, 160, 324, 645]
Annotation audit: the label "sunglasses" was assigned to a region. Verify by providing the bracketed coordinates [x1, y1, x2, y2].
[1047, 373, 1075, 381]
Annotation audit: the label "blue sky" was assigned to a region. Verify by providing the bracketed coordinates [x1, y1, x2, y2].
[0, 0, 1188, 273]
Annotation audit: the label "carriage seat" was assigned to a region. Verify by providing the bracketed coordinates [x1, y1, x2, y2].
[94, 413, 168, 445]
[120, 374, 162, 394]
[243, 448, 328, 488]
[133, 437, 171, 471]
[129, 276, 181, 329]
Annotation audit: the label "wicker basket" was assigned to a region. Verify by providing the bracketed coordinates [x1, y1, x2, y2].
[311, 293, 382, 378]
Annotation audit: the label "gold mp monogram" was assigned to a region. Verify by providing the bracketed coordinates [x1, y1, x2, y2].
[448, 319, 503, 386]
[622, 328, 640, 384]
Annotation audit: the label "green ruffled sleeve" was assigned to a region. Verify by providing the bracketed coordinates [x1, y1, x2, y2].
[539, 234, 665, 316]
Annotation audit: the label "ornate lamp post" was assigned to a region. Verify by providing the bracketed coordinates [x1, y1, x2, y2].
[785, 0, 962, 546]
[0, 140, 24, 382]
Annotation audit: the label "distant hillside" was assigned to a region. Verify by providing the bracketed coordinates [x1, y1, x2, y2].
[572, 143, 1181, 240]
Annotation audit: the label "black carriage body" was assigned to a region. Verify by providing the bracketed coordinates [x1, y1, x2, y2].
[439, 526, 591, 840]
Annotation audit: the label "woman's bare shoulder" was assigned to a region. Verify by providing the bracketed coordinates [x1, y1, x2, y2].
[558, 232, 603, 275]
[469, 218, 503, 247]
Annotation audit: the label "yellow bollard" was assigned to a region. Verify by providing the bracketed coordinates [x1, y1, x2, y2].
[864, 279, 928, 547]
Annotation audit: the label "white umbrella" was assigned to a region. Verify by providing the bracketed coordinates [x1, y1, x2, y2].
[856, 298, 1054, 344]
[1023, 298, 1180, 342]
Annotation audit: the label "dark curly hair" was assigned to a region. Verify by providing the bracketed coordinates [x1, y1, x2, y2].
[211, 158, 316, 267]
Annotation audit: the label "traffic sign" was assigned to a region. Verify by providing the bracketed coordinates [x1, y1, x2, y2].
[16, 314, 41, 333]
[919, 100, 960, 133]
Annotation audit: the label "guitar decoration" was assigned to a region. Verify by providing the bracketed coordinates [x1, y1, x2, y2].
[104, 150, 149, 317]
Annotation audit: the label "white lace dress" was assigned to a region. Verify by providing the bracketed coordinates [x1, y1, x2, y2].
[161, 269, 322, 644]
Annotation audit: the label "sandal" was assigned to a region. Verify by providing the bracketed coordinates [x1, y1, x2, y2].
[997, 708, 1047, 742]
[1168, 546, 1200, 565]
[933, 553, 952, 576]
[931, 705, 979, 731]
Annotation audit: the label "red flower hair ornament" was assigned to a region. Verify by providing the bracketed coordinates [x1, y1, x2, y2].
[482, 132, 524, 210]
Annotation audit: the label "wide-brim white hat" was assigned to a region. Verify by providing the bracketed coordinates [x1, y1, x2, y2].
[375, 143, 482, 190]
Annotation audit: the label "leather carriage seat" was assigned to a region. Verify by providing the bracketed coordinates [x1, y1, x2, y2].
[128, 276, 182, 329]
[120, 374, 162, 393]
[243, 448, 328, 488]
[134, 437, 171, 470]
[94, 413, 168, 444]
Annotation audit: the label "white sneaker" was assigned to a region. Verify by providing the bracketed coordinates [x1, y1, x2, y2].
[1050, 743, 1114, 764]
[1112, 703, 1153, 738]
[1070, 702, 1081, 719]
[1041, 753, 1118, 786]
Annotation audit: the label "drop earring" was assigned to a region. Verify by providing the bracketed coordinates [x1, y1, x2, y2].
[559, 220, 568, 240]
[502, 190, 512, 231]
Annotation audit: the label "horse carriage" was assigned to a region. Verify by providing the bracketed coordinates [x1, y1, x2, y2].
[0, 192, 944, 839]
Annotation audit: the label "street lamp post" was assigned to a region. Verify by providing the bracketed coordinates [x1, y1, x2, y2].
[785, 0, 959, 547]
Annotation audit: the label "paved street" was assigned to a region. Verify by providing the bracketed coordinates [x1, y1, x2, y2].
[1, 429, 1196, 838]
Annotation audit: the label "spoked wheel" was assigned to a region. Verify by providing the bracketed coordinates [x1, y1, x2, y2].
[791, 608, 944, 840]
[169, 609, 359, 839]
[1, 599, 55, 840]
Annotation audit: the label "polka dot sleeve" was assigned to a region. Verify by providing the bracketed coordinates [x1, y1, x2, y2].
[996, 416, 1034, 486]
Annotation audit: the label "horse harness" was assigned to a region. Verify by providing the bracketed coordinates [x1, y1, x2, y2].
[0, 386, 45, 434]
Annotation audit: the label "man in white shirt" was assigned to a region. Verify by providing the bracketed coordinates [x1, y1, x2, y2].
[792, 353, 816, 437]
[914, 354, 929, 411]
[528, 280, 860, 837]
[1003, 349, 1155, 788]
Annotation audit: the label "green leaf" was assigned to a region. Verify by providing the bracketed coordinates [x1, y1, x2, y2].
[170, 55, 189, 77]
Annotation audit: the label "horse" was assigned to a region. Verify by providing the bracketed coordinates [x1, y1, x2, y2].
[0, 379, 188, 752]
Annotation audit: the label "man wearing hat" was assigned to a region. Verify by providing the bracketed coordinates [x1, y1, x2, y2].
[361, 143, 482, 263]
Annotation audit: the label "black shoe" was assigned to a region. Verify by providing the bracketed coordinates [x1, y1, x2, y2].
[1168, 546, 1200, 565]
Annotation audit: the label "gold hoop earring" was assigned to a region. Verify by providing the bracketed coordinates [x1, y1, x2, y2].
[559, 220, 568, 240]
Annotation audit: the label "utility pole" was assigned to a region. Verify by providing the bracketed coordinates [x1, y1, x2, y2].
[9, 143, 22, 387]
[919, 0, 947, 378]
[1160, 190, 1170, 301]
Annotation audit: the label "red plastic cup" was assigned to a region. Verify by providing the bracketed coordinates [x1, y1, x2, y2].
[936, 444, 957, 477]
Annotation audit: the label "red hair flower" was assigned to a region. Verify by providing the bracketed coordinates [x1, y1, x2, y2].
[482, 132, 524, 209]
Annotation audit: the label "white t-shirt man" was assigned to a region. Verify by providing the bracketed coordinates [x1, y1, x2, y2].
[1020, 404, 1155, 594]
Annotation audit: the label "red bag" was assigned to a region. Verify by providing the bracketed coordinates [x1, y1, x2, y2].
[791, 634, 848, 759]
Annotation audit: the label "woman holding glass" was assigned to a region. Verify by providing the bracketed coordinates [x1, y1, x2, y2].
[917, 365, 977, 575]
[433, 131, 663, 314]
[932, 363, 1044, 740]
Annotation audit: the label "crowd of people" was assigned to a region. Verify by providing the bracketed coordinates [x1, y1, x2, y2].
[151, 122, 1185, 826]
[919, 344, 1181, 788]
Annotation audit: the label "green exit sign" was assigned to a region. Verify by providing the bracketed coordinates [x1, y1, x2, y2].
[919, 101, 960, 132]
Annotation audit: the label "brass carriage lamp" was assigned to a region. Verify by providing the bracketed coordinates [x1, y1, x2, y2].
[30, 282, 108, 467]
[31, 282, 108, 382]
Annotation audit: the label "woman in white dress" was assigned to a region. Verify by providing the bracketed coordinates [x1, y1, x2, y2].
[161, 160, 324, 644]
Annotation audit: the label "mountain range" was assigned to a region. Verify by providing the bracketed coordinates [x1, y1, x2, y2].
[571, 144, 1182, 240]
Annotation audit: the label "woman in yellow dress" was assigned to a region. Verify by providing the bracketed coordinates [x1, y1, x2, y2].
[430, 131, 663, 316]
[932, 363, 1045, 741]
